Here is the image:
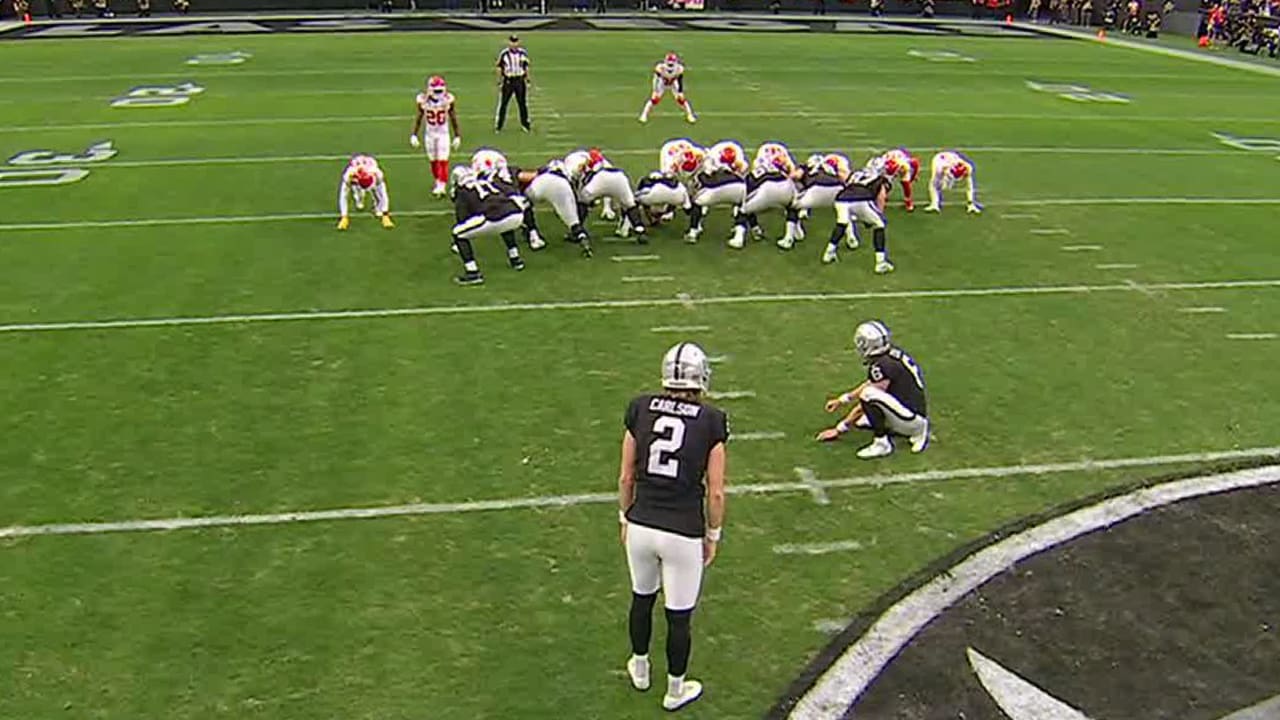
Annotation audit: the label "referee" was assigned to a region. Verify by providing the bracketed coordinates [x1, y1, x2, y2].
[495, 34, 532, 133]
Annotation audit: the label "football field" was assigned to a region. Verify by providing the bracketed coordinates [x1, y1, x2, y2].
[1, 22, 1279, 719]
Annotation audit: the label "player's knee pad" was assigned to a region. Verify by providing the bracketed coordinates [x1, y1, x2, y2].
[650, 94, 662, 105]
[675, 95, 687, 106]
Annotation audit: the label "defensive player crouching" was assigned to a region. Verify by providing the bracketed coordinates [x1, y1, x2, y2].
[515, 159, 593, 257]
[685, 140, 747, 244]
[619, 342, 727, 712]
[824, 167, 894, 273]
[925, 151, 981, 214]
[410, 75, 463, 197]
[731, 141, 797, 249]
[449, 164, 527, 286]
[639, 52, 697, 125]
[867, 147, 920, 212]
[565, 148, 648, 243]
[337, 154, 394, 230]
[778, 152, 850, 251]
[817, 320, 929, 459]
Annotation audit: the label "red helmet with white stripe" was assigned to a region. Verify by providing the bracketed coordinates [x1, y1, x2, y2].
[427, 75, 447, 94]
[951, 162, 970, 179]
[354, 168, 375, 189]
[679, 150, 699, 173]
[665, 52, 679, 64]
[587, 147, 606, 170]
[719, 145, 738, 167]
[884, 158, 900, 177]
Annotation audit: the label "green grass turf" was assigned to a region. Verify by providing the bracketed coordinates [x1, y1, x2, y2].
[1, 27, 1279, 719]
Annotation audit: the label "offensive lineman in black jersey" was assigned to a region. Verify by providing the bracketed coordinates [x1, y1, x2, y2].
[449, 165, 527, 286]
[823, 168, 895, 274]
[618, 342, 728, 712]
[818, 320, 930, 459]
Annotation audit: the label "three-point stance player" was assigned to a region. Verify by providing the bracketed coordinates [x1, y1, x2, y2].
[618, 342, 727, 712]
[336, 154, 393, 230]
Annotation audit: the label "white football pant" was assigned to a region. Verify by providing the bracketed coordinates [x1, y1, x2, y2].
[625, 522, 704, 611]
[526, 173, 581, 228]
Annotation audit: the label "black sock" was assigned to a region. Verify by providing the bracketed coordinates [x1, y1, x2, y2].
[454, 236, 477, 264]
[625, 206, 646, 233]
[873, 227, 887, 254]
[629, 592, 657, 656]
[745, 212, 759, 229]
[687, 205, 704, 233]
[577, 202, 589, 223]
[860, 399, 887, 434]
[665, 607, 694, 676]
[501, 231, 519, 253]
[828, 223, 847, 249]
[570, 223, 588, 242]
[523, 207, 539, 237]
[786, 207, 799, 222]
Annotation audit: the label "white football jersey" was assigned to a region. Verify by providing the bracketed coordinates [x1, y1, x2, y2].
[416, 91, 455, 136]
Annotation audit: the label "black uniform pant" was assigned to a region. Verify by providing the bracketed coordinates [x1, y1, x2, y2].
[496, 77, 530, 131]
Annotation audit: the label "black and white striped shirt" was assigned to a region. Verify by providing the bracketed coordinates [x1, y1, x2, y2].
[497, 47, 529, 78]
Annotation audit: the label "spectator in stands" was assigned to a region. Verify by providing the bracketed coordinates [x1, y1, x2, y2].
[137, 0, 149, 15]
[1029, 0, 1042, 19]
[92, 0, 113, 16]
[813, 0, 825, 15]
[46, 0, 61, 18]
[172, 0, 188, 11]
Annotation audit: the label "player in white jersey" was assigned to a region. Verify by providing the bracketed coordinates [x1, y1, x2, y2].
[639, 52, 697, 124]
[336, 154, 393, 230]
[730, 141, 797, 249]
[778, 153, 852, 251]
[410, 75, 463, 197]
[867, 147, 920, 211]
[565, 148, 648, 242]
[925, 151, 981, 214]
[685, 141, 747, 244]
[659, 138, 706, 181]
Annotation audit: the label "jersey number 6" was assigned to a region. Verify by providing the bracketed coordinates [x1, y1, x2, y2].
[647, 416, 686, 480]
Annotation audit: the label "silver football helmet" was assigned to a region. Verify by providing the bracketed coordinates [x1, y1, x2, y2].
[854, 320, 892, 361]
[661, 342, 711, 392]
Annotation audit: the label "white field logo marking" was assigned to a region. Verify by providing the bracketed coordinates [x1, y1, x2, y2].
[110, 82, 205, 108]
[907, 49, 976, 62]
[1026, 80, 1131, 104]
[185, 51, 252, 66]
[0, 141, 114, 189]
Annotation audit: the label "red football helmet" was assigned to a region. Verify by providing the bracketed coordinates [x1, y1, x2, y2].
[665, 52, 679, 64]
[679, 150, 699, 173]
[354, 168, 375, 189]
[587, 148, 606, 169]
[884, 159, 900, 177]
[720, 146, 738, 166]
[427, 75, 447, 94]
[951, 162, 970, 179]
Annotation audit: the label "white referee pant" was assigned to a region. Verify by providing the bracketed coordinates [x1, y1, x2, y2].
[525, 173, 581, 228]
[741, 178, 795, 215]
[579, 168, 637, 209]
[854, 385, 927, 437]
[625, 522, 704, 611]
[635, 182, 690, 211]
[452, 211, 524, 240]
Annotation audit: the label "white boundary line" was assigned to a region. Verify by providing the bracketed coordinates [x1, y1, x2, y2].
[3, 198, 1277, 233]
[788, 462, 1280, 719]
[1, 446, 1276, 541]
[610, 255, 661, 263]
[1061, 245, 1102, 252]
[1226, 333, 1277, 340]
[1178, 306, 1227, 314]
[621, 276, 674, 283]
[3, 278, 1279, 335]
[1029, 228, 1070, 235]
[1095, 263, 1140, 270]
[774, 540, 863, 556]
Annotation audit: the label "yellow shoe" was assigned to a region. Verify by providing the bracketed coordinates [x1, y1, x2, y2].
[337, 216, 350, 230]
[380, 214, 395, 229]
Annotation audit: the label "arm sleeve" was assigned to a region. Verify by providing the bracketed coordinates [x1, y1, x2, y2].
[338, 177, 350, 216]
[373, 179, 389, 215]
[966, 169, 978, 205]
[624, 397, 641, 432]
[710, 409, 729, 446]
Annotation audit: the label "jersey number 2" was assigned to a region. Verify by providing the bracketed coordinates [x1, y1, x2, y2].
[647, 416, 686, 479]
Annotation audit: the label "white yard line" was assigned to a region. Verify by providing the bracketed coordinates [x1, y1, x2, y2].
[1178, 306, 1227, 314]
[774, 540, 864, 556]
[620, 276, 674, 283]
[706, 355, 730, 364]
[1, 446, 1276, 541]
[3, 197, 1276, 233]
[1029, 228, 1070, 235]
[610, 255, 661, 263]
[788, 462, 1280, 719]
[795, 467, 831, 506]
[707, 390, 756, 400]
[732, 431, 788, 441]
[1095, 263, 1140, 270]
[3, 278, 1279, 335]
[1124, 278, 1158, 298]
[5, 113, 1280, 135]
[649, 325, 711, 333]
[1000, 213, 1041, 219]
[1060, 245, 1102, 252]
[1226, 333, 1278, 340]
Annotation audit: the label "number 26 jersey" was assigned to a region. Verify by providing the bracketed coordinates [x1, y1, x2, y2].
[624, 394, 730, 539]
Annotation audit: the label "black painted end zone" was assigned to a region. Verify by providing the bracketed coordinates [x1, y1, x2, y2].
[766, 454, 1280, 719]
[0, 15, 1076, 40]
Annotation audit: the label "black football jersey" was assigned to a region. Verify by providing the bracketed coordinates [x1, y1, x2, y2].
[746, 168, 788, 192]
[798, 168, 842, 190]
[453, 176, 521, 222]
[624, 394, 730, 539]
[695, 168, 745, 190]
[837, 174, 890, 203]
[637, 172, 681, 192]
[866, 345, 928, 417]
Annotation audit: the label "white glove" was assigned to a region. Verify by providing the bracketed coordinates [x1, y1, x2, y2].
[966, 203, 982, 214]
[409, 134, 420, 149]
[451, 136, 461, 150]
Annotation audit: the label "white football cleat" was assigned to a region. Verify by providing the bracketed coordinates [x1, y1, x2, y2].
[875, 259, 896, 274]
[627, 656, 651, 691]
[797, 208, 810, 220]
[749, 225, 764, 240]
[528, 230, 546, 250]
[910, 419, 930, 454]
[856, 436, 895, 459]
[844, 229, 860, 250]
[966, 203, 982, 215]
[728, 227, 746, 249]
[432, 181, 447, 197]
[924, 204, 941, 213]
[777, 237, 795, 251]
[659, 210, 676, 223]
[684, 228, 701, 244]
[686, 113, 697, 124]
[638, 114, 649, 124]
[601, 208, 618, 222]
[663, 679, 703, 711]
[822, 246, 839, 264]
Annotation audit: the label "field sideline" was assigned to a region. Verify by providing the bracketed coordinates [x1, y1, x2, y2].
[1, 22, 1278, 720]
